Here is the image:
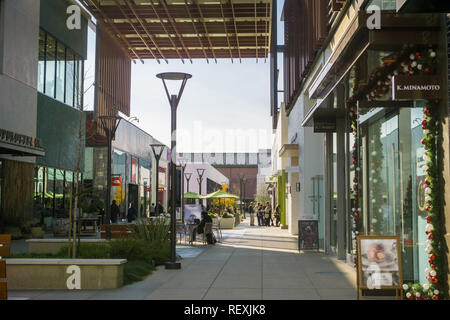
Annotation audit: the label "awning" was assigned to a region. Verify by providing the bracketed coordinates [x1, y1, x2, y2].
[80, 0, 273, 63]
[279, 144, 298, 158]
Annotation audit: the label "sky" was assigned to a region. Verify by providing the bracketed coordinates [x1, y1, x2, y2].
[83, 0, 285, 153]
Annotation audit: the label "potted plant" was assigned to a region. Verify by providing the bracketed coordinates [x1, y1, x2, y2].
[31, 222, 46, 238]
[220, 212, 235, 229]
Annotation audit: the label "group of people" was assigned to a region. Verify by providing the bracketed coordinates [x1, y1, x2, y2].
[247, 202, 280, 227]
[108, 200, 166, 224]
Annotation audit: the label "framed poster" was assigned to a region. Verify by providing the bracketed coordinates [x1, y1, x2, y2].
[357, 236, 403, 299]
[298, 220, 319, 251]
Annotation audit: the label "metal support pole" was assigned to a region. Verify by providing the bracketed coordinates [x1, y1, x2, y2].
[166, 95, 181, 270]
[155, 158, 160, 216]
[105, 129, 112, 240]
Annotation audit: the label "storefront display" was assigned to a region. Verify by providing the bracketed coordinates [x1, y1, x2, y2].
[347, 45, 446, 299]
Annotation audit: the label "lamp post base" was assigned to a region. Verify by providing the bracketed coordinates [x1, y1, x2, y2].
[165, 262, 181, 270]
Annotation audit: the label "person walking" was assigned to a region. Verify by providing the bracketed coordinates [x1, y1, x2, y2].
[249, 202, 255, 226]
[274, 204, 281, 227]
[257, 203, 264, 226]
[264, 203, 271, 227]
[110, 200, 120, 224]
[127, 203, 138, 223]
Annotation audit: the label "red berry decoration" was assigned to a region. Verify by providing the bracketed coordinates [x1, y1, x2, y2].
[430, 254, 436, 261]
[431, 264, 436, 269]
[428, 233, 434, 240]
[424, 108, 431, 115]
[426, 216, 431, 223]
[425, 68, 430, 73]
[432, 277, 438, 284]
[433, 295, 439, 300]
[426, 206, 431, 211]
[424, 178, 430, 185]
[421, 138, 426, 145]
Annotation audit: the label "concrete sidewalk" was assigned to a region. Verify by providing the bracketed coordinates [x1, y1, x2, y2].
[9, 218, 358, 300]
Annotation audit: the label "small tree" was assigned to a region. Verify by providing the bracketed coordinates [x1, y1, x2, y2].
[255, 184, 271, 204]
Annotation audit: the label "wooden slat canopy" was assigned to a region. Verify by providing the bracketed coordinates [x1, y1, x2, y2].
[80, 0, 273, 62]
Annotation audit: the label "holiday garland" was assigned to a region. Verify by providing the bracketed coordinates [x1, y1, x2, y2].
[347, 44, 447, 299]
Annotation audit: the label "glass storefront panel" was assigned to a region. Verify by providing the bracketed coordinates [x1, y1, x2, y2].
[45, 34, 56, 98]
[362, 105, 426, 283]
[55, 43, 65, 102]
[113, 150, 126, 213]
[38, 29, 46, 93]
[66, 49, 75, 107]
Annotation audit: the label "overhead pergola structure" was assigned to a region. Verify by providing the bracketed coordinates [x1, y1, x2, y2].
[80, 0, 273, 63]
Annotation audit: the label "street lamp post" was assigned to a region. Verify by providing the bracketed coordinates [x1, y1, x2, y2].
[97, 115, 122, 240]
[151, 144, 166, 217]
[157, 72, 191, 270]
[184, 172, 192, 193]
[196, 168, 205, 207]
[178, 159, 187, 224]
[239, 174, 246, 219]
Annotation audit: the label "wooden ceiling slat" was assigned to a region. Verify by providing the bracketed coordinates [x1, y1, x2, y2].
[83, 0, 272, 61]
[160, 0, 194, 63]
[124, 0, 168, 62]
[192, 0, 217, 63]
[148, 0, 186, 62]
[114, 0, 161, 62]
[86, 0, 143, 61]
[183, 0, 210, 62]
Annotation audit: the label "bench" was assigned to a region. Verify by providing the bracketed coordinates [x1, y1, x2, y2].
[0, 234, 11, 300]
[100, 224, 135, 239]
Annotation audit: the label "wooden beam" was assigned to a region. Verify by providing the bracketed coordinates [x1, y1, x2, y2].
[0, 247, 10, 258]
[0, 260, 5, 278]
[255, 0, 258, 62]
[160, 0, 194, 63]
[219, 0, 234, 63]
[123, 0, 168, 63]
[86, 0, 143, 62]
[193, 0, 218, 63]
[0, 235, 11, 245]
[230, 0, 242, 63]
[183, 0, 210, 63]
[264, 0, 269, 62]
[148, 0, 186, 63]
[114, 0, 161, 63]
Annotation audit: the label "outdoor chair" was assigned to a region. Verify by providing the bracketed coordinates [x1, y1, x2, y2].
[176, 223, 187, 244]
[202, 222, 213, 245]
[212, 218, 222, 242]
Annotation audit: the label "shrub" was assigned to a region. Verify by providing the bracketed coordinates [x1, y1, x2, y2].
[123, 261, 155, 285]
[56, 243, 111, 259]
[131, 218, 170, 245]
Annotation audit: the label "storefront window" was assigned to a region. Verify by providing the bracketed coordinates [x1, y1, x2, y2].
[38, 29, 46, 93]
[366, 0, 396, 10]
[66, 49, 75, 107]
[362, 104, 426, 282]
[37, 28, 83, 108]
[45, 34, 56, 98]
[55, 43, 65, 102]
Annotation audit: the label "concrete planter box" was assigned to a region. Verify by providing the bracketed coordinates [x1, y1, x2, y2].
[6, 259, 126, 290]
[220, 217, 235, 229]
[27, 239, 108, 255]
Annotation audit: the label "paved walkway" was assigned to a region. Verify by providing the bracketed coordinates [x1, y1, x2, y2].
[9, 218, 358, 300]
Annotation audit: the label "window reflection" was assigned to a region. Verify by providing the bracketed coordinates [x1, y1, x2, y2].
[45, 34, 56, 98]
[66, 49, 75, 107]
[37, 28, 84, 108]
[38, 29, 46, 93]
[56, 44, 66, 102]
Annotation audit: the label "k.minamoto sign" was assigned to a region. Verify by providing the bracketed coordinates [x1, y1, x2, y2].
[392, 76, 442, 100]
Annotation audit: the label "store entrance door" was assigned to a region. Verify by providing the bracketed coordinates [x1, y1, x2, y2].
[128, 184, 139, 215]
[361, 106, 427, 283]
